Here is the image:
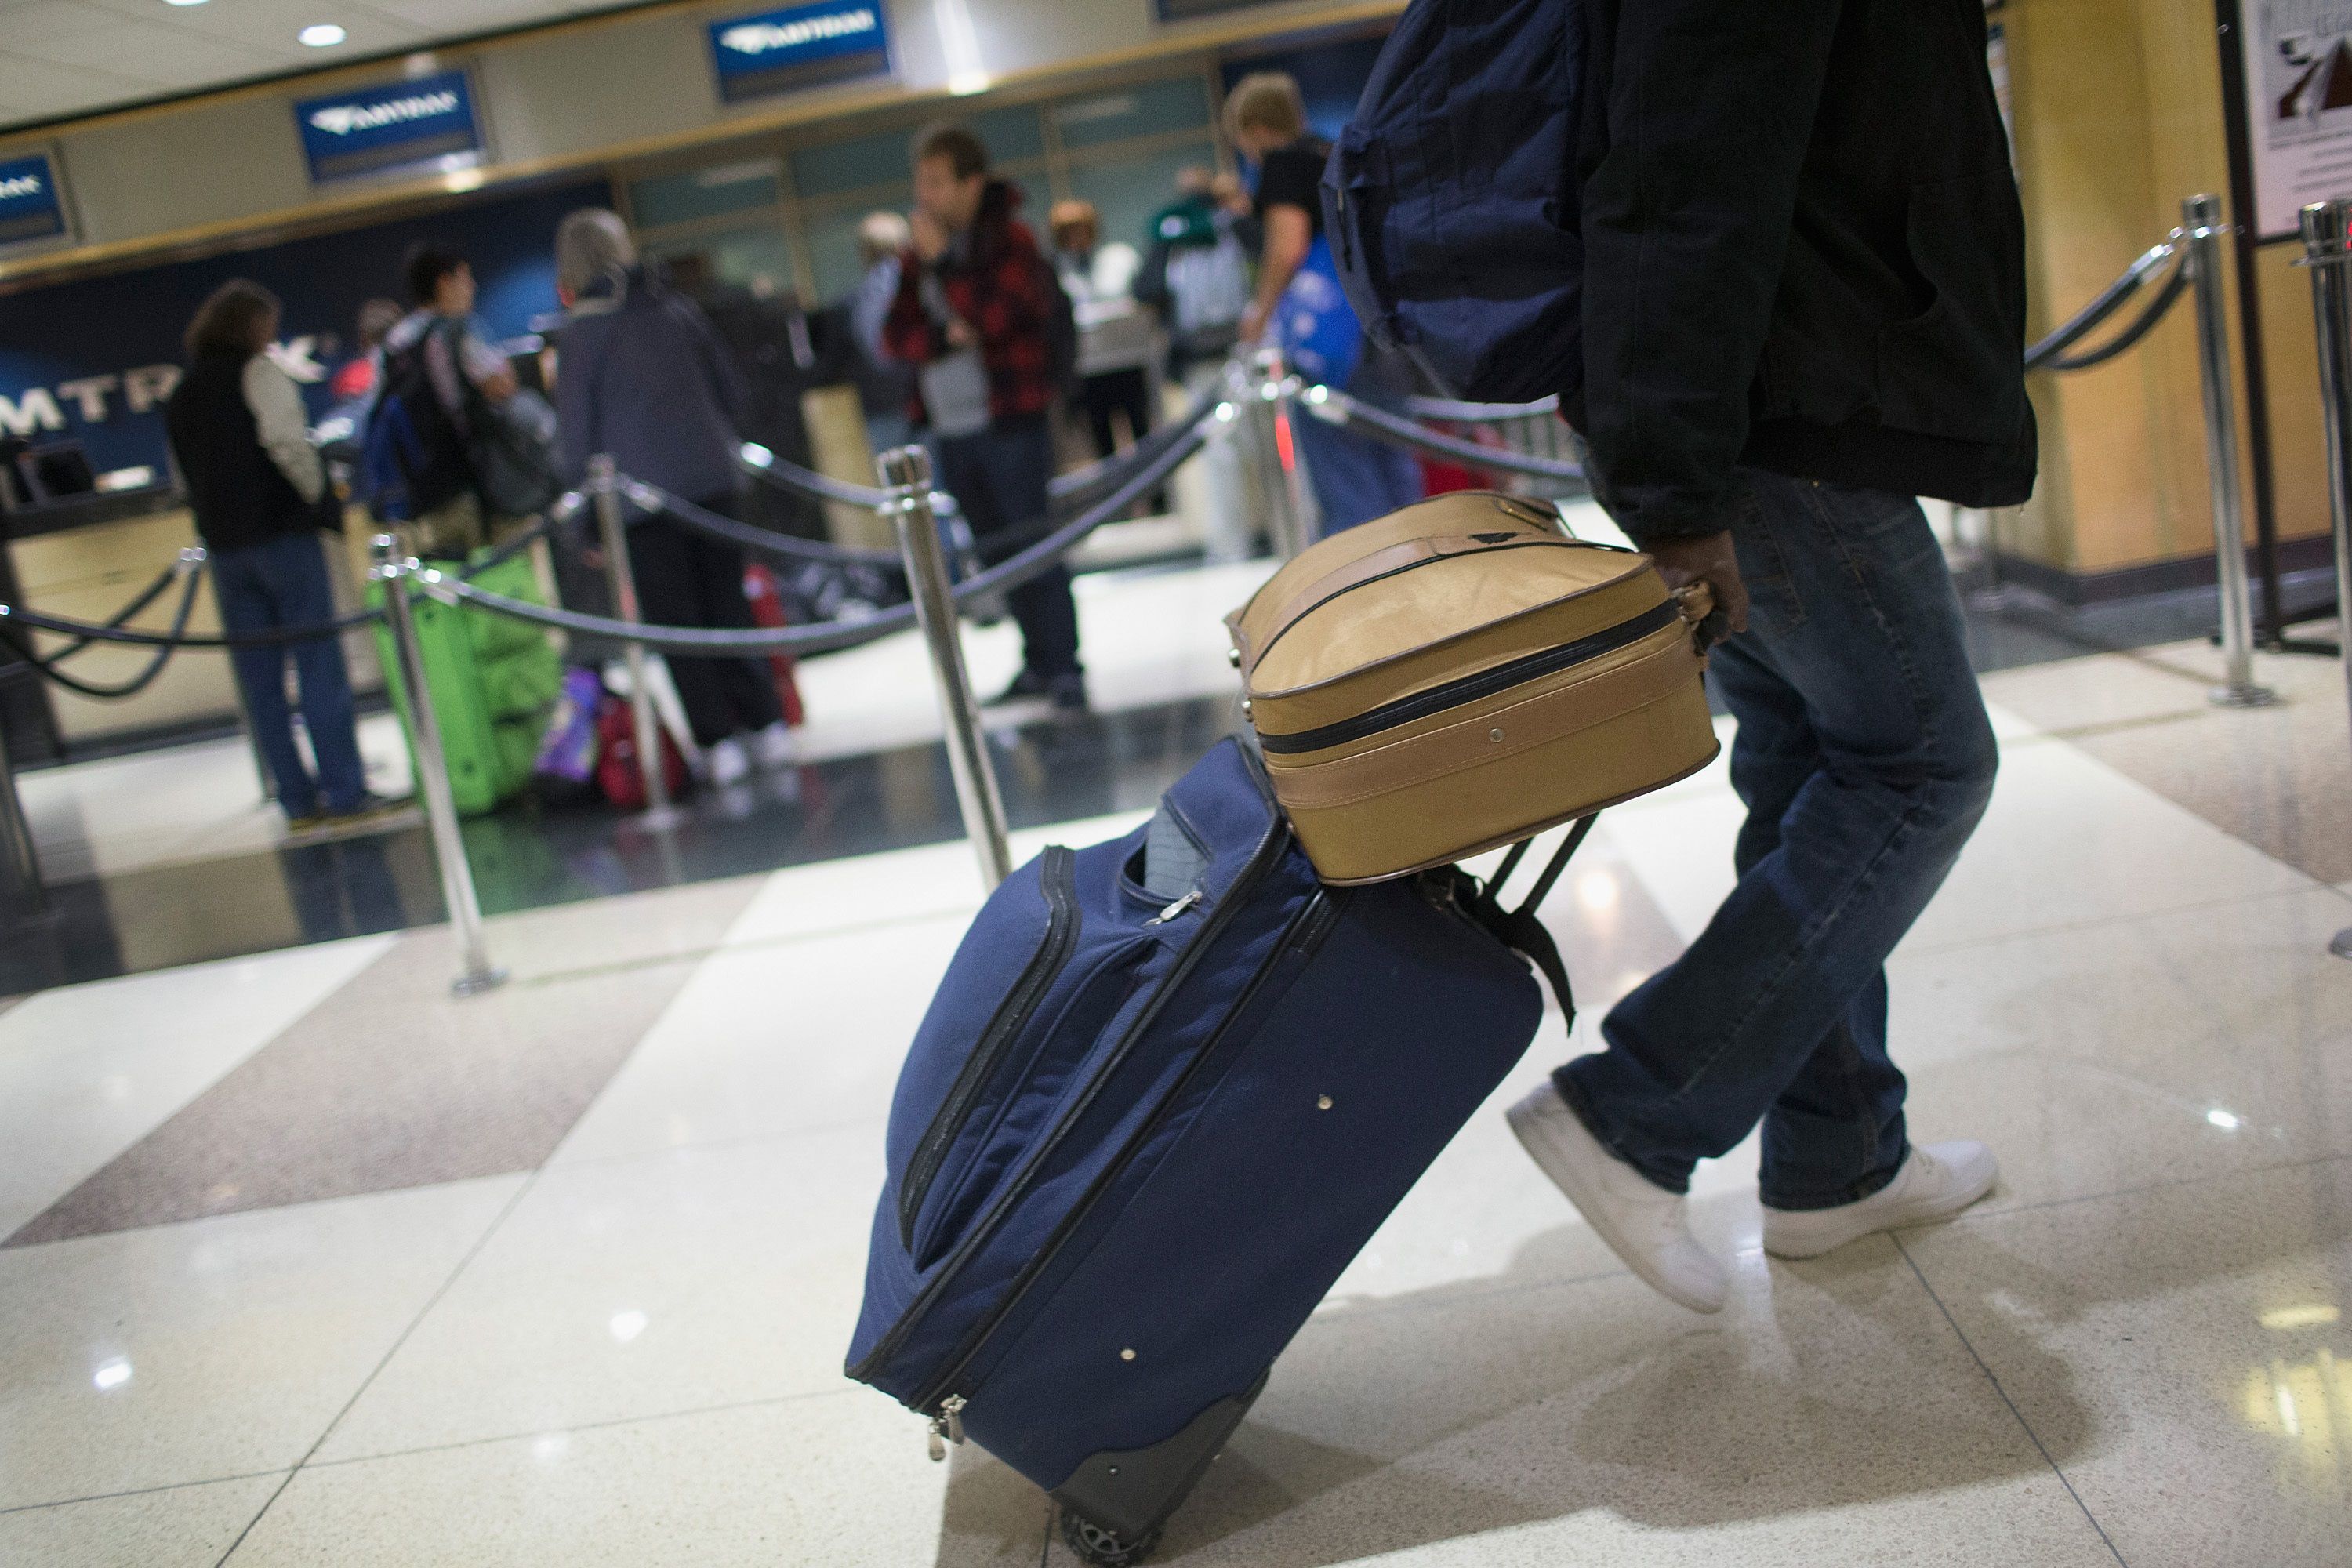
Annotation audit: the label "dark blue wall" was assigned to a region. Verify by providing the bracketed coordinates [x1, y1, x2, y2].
[0, 177, 608, 477]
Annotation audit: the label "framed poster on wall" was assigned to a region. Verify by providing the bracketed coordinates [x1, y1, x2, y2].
[706, 2, 891, 104]
[2237, 1, 2352, 239]
[0, 150, 71, 250]
[295, 69, 485, 185]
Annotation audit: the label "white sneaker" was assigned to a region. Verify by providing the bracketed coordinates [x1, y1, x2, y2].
[1506, 1081, 1728, 1313]
[706, 736, 750, 787]
[751, 720, 797, 770]
[1760, 1141, 1998, 1260]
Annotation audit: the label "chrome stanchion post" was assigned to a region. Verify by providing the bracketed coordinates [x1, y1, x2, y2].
[1251, 346, 1316, 558]
[879, 445, 1012, 889]
[589, 453, 677, 824]
[2186, 194, 2278, 708]
[370, 534, 506, 996]
[2295, 198, 2352, 960]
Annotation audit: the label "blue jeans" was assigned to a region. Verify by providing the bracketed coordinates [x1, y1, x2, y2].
[1555, 471, 1998, 1210]
[212, 531, 368, 819]
[1294, 401, 1423, 537]
[937, 413, 1082, 681]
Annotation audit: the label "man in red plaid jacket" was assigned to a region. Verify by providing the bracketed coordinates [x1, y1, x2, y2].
[885, 122, 1086, 712]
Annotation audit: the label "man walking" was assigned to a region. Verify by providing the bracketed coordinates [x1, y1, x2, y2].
[1508, 0, 2031, 1310]
[885, 122, 1087, 714]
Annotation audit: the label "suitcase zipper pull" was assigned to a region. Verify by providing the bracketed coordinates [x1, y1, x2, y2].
[1145, 891, 1202, 926]
[927, 1395, 967, 1461]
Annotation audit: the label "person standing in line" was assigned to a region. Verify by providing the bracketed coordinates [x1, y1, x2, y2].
[552, 208, 795, 787]
[848, 211, 922, 463]
[1135, 167, 1258, 561]
[1049, 199, 1152, 473]
[1506, 0, 2029, 1312]
[377, 242, 520, 557]
[165, 280, 400, 829]
[885, 122, 1087, 714]
[1225, 71, 1421, 537]
[328, 297, 403, 404]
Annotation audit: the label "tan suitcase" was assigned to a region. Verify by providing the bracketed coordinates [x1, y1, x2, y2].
[1227, 491, 1719, 884]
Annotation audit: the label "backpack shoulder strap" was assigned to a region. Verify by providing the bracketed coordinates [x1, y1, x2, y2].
[1464, 815, 1598, 1029]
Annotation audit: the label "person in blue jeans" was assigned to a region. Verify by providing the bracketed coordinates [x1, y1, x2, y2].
[166, 279, 393, 829]
[1505, 0, 2033, 1311]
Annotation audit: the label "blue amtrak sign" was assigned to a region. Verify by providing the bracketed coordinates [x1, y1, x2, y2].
[295, 70, 482, 184]
[707, 2, 890, 103]
[0, 152, 68, 248]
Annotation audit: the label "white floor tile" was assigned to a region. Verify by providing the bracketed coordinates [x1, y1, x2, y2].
[0, 1176, 521, 1510]
[789, 560, 1266, 766]
[235, 1392, 960, 1568]
[0, 935, 394, 1240]
[22, 713, 410, 884]
[0, 1472, 285, 1568]
[1910, 738, 2315, 949]
[1904, 1158, 2352, 1568]
[716, 809, 1147, 950]
[1090, 1239, 2114, 1567]
[551, 910, 965, 1166]
[316, 1129, 879, 1462]
[1887, 886, 2352, 1218]
[1602, 724, 2317, 953]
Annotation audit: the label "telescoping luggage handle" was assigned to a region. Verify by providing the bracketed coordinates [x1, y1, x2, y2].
[1466, 815, 1599, 1029]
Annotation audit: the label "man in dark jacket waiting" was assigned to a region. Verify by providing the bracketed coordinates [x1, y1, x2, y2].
[554, 208, 794, 786]
[1508, 0, 2027, 1312]
[885, 122, 1087, 713]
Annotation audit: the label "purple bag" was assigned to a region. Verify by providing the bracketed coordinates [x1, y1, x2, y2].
[534, 667, 604, 795]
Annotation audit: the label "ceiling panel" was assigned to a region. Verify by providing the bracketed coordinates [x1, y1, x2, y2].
[0, 50, 154, 115]
[0, 0, 667, 132]
[11, 18, 287, 86]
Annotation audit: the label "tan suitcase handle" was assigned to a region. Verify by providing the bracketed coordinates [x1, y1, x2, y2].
[1672, 580, 1729, 655]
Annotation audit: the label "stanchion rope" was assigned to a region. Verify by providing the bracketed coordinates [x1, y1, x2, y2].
[2024, 239, 2183, 372]
[0, 511, 559, 655]
[425, 422, 1208, 657]
[0, 558, 208, 698]
[1311, 386, 1588, 482]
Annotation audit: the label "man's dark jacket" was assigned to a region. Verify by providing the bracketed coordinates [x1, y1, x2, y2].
[1570, 0, 2036, 543]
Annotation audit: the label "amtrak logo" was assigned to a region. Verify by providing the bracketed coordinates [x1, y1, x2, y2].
[0, 172, 42, 201]
[308, 89, 460, 137]
[719, 6, 876, 55]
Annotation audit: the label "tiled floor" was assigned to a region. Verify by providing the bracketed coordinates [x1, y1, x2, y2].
[2, 552, 2348, 1566]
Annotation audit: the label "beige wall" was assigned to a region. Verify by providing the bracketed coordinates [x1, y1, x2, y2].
[2007, 0, 2330, 580]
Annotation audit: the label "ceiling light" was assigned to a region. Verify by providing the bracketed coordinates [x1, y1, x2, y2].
[299, 24, 347, 47]
[165, 0, 210, 7]
[2206, 1108, 2244, 1130]
[93, 1358, 132, 1391]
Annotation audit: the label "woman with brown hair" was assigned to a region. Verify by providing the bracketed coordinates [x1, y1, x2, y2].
[165, 279, 394, 829]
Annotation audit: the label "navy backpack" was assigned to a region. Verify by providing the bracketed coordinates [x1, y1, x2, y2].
[1321, 0, 1587, 403]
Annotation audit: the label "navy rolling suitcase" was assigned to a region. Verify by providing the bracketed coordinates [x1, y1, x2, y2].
[847, 739, 1584, 1563]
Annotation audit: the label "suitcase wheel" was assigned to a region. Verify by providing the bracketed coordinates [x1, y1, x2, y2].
[1058, 1508, 1162, 1567]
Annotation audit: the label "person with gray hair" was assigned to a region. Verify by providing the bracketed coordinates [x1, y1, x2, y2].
[552, 206, 797, 786]
[555, 206, 637, 300]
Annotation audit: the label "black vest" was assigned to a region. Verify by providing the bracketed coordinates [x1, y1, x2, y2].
[165, 350, 315, 554]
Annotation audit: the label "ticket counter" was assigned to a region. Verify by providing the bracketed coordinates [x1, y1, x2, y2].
[2, 488, 383, 756]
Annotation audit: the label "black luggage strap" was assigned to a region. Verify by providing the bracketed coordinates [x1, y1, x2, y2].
[1467, 815, 1597, 1029]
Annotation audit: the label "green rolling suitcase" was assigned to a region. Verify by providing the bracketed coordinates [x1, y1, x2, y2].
[372, 548, 563, 817]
